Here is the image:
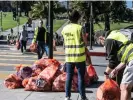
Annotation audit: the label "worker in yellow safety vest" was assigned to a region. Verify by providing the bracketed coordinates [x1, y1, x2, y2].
[32, 20, 49, 59]
[95, 30, 133, 100]
[61, 10, 89, 100]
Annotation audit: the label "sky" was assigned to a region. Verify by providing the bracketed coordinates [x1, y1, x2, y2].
[126, 1, 132, 8]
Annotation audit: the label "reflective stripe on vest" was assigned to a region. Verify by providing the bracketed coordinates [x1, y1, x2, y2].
[62, 23, 86, 62]
[118, 44, 133, 63]
[65, 43, 84, 48]
[107, 30, 133, 63]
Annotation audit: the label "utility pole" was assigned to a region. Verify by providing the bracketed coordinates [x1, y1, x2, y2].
[16, 1, 19, 36]
[0, 11, 2, 32]
[48, 1, 53, 59]
[16, 1, 20, 36]
[67, 1, 69, 18]
[89, 1, 93, 50]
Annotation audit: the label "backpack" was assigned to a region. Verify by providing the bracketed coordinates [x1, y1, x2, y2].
[119, 29, 133, 41]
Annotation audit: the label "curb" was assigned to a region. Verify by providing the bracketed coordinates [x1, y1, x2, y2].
[89, 52, 106, 56]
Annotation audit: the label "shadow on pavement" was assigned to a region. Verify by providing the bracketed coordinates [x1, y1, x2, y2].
[87, 81, 103, 88]
[24, 52, 37, 55]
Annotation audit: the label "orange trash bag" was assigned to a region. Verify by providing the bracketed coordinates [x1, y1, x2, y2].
[52, 73, 78, 92]
[4, 74, 22, 89]
[16, 40, 20, 50]
[22, 78, 29, 88]
[24, 76, 51, 91]
[38, 61, 59, 82]
[29, 43, 37, 52]
[97, 79, 120, 100]
[87, 64, 98, 84]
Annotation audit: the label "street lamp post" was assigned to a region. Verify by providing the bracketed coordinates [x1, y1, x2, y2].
[48, 1, 53, 59]
[0, 11, 2, 32]
[16, 1, 20, 36]
[89, 1, 93, 50]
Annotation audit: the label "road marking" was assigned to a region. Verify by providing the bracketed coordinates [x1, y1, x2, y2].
[0, 73, 10, 79]
[0, 58, 35, 62]
[0, 52, 24, 55]
[54, 51, 65, 54]
[0, 55, 37, 58]
[0, 63, 31, 67]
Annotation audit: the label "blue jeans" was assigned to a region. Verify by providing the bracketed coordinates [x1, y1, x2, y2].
[65, 61, 86, 99]
[44, 45, 49, 56]
[37, 41, 45, 59]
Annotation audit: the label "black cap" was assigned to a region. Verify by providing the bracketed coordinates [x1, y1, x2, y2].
[69, 10, 81, 23]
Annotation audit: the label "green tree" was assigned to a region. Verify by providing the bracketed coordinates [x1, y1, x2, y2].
[30, 1, 67, 19]
[110, 1, 126, 22]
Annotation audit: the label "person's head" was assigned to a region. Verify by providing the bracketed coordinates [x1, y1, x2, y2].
[69, 10, 81, 23]
[39, 20, 43, 27]
[27, 18, 32, 24]
[94, 30, 111, 46]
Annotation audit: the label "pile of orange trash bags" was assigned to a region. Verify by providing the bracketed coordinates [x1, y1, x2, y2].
[4, 58, 98, 92]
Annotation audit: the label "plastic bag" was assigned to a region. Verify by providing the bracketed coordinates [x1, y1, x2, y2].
[31, 64, 45, 76]
[29, 43, 37, 53]
[15, 65, 32, 80]
[16, 40, 20, 50]
[97, 79, 120, 100]
[87, 64, 98, 84]
[38, 61, 59, 82]
[24, 77, 51, 91]
[52, 73, 78, 92]
[22, 78, 29, 88]
[4, 74, 22, 89]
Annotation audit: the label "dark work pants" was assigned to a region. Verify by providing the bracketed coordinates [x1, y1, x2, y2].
[20, 40, 27, 53]
[37, 41, 45, 59]
[65, 61, 86, 99]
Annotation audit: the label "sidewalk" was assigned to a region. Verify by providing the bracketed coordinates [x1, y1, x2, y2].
[0, 20, 106, 100]
[0, 45, 105, 100]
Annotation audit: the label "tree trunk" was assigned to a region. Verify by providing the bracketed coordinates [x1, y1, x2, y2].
[19, 9, 22, 17]
[104, 13, 110, 31]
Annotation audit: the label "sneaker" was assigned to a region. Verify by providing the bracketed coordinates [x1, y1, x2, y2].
[64, 97, 71, 100]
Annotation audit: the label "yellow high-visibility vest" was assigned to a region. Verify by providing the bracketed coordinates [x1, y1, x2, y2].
[32, 27, 47, 43]
[107, 30, 133, 63]
[62, 23, 86, 62]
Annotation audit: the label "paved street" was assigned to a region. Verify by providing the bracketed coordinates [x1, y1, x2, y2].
[0, 43, 108, 100]
[0, 19, 120, 100]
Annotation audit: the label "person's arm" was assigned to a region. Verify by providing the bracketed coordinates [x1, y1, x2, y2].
[110, 62, 126, 78]
[81, 27, 92, 65]
[32, 27, 38, 43]
[104, 39, 119, 78]
[81, 27, 88, 47]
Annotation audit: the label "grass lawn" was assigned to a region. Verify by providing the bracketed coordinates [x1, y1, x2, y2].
[2, 12, 66, 32]
[2, 12, 27, 31]
[94, 22, 133, 32]
[53, 19, 66, 32]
